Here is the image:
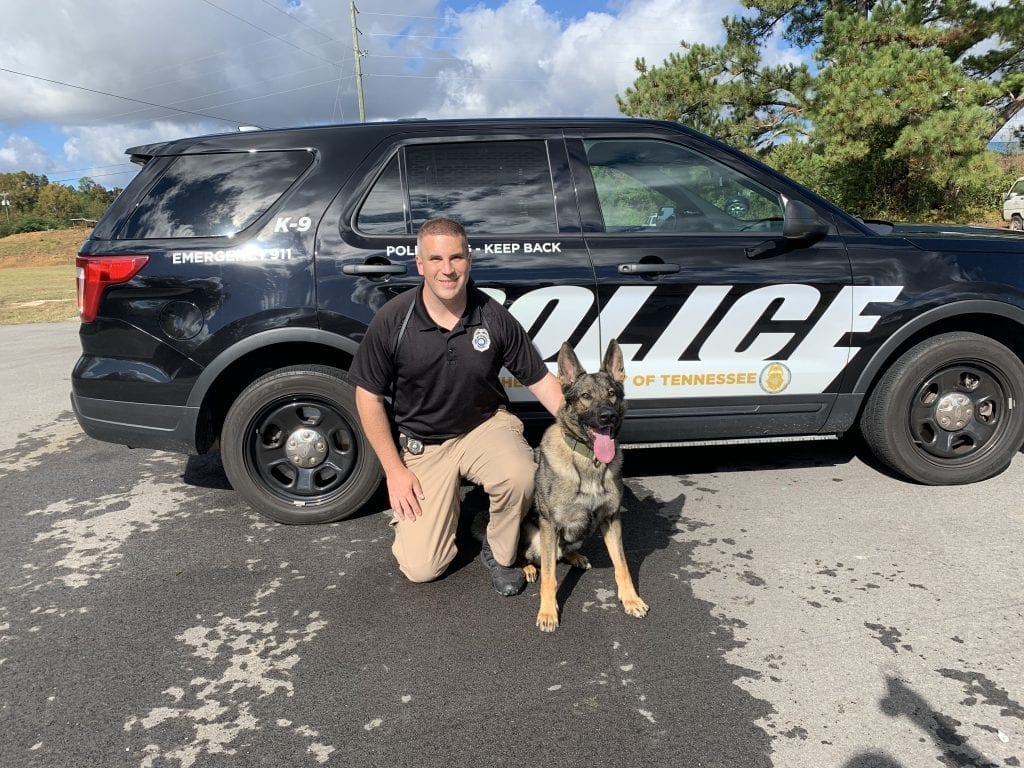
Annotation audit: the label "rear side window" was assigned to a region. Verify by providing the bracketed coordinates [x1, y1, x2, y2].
[357, 155, 406, 234]
[119, 150, 313, 239]
[357, 140, 557, 235]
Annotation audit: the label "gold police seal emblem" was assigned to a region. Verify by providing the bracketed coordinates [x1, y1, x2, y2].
[759, 362, 791, 394]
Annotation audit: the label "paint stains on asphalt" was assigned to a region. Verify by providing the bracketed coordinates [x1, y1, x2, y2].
[125, 573, 334, 766]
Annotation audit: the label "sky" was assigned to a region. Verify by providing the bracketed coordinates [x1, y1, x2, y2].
[0, 0, 746, 189]
[0, 0, 1018, 190]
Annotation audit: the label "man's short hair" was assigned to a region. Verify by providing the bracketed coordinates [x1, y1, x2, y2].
[417, 217, 468, 253]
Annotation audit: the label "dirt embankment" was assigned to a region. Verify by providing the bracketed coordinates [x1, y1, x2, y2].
[0, 228, 88, 269]
[0, 229, 87, 324]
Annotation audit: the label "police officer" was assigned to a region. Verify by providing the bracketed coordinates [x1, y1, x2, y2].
[350, 217, 563, 595]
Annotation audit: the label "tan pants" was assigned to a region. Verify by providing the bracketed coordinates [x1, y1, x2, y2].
[391, 408, 536, 583]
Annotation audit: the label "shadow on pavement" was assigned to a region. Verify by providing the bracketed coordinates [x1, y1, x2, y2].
[621, 436, 864, 480]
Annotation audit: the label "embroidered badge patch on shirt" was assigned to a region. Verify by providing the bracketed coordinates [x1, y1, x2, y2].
[472, 328, 491, 352]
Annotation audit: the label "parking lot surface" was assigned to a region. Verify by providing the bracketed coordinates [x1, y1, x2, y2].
[2, 322, 1022, 768]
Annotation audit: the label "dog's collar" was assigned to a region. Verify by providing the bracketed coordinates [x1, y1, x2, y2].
[564, 432, 600, 465]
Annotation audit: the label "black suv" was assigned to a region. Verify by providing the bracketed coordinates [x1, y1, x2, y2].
[72, 118, 1024, 523]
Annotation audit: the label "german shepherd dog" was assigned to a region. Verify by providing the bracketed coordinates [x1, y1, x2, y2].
[520, 339, 649, 632]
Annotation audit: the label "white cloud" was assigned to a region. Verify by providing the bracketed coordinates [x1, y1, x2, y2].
[0, 0, 742, 185]
[0, 0, 735, 125]
[0, 134, 52, 174]
[62, 121, 219, 166]
[433, 0, 729, 117]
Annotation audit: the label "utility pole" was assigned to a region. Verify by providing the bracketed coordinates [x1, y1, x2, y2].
[0, 191, 10, 223]
[350, 1, 366, 122]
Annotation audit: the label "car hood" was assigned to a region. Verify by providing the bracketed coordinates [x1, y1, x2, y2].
[861, 220, 1024, 249]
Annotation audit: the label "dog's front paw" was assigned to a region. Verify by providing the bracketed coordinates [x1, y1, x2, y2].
[536, 606, 561, 634]
[622, 596, 649, 618]
[536, 608, 560, 632]
[522, 563, 538, 583]
[564, 551, 591, 570]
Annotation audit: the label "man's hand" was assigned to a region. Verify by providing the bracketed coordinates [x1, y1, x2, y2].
[386, 465, 425, 521]
[355, 386, 427, 521]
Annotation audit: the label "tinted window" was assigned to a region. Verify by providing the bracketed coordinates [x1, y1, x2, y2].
[119, 150, 312, 239]
[357, 155, 407, 234]
[584, 139, 784, 234]
[356, 140, 557, 235]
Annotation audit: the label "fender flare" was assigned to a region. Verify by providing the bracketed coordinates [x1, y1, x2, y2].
[186, 327, 361, 408]
[851, 299, 1024, 395]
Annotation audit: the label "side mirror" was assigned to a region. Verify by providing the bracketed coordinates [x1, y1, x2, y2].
[1004, 192, 1011, 202]
[783, 200, 830, 243]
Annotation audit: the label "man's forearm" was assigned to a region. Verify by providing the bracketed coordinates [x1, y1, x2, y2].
[528, 372, 564, 417]
[354, 387, 405, 475]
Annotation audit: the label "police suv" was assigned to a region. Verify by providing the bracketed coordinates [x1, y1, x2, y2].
[72, 118, 1024, 523]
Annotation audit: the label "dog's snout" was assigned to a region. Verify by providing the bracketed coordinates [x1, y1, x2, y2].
[597, 408, 618, 426]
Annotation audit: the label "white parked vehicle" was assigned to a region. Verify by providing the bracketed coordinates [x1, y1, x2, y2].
[1003, 176, 1024, 230]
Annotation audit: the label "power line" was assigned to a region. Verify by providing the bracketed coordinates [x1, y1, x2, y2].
[364, 53, 462, 62]
[360, 11, 448, 21]
[362, 31, 462, 40]
[45, 163, 138, 178]
[94, 60, 344, 124]
[196, 0, 355, 124]
[134, 46, 339, 97]
[257, 0, 347, 44]
[151, 74, 353, 118]
[48, 169, 141, 185]
[0, 66, 247, 126]
[364, 73, 548, 84]
[197, 0, 344, 67]
[0, 4, 699, 133]
[108, 14, 343, 91]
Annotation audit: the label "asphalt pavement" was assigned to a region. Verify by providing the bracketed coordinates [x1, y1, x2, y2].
[1, 321, 1022, 768]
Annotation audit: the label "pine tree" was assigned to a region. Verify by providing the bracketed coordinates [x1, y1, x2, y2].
[618, 0, 1024, 221]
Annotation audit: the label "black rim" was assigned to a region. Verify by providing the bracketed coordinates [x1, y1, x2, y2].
[908, 361, 1009, 464]
[244, 395, 359, 505]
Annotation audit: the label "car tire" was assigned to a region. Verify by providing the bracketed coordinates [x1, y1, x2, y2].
[860, 332, 1024, 485]
[221, 365, 382, 523]
[1011, 214, 1023, 231]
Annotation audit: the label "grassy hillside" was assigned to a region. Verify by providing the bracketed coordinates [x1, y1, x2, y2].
[0, 228, 86, 323]
[0, 228, 86, 268]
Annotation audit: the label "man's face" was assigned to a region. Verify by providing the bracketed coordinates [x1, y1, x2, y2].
[415, 232, 471, 304]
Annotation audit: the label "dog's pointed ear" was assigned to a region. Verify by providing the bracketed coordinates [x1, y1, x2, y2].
[557, 342, 584, 388]
[602, 339, 625, 383]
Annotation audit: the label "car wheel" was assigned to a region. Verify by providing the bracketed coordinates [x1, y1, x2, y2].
[221, 365, 382, 523]
[860, 333, 1024, 484]
[1011, 215, 1023, 231]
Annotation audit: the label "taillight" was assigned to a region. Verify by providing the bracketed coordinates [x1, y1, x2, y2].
[76, 254, 149, 322]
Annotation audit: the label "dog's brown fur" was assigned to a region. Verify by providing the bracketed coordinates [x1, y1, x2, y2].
[520, 339, 649, 632]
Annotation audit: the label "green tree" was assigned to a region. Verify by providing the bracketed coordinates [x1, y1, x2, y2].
[618, 0, 1024, 221]
[36, 183, 79, 223]
[76, 176, 117, 221]
[0, 171, 49, 213]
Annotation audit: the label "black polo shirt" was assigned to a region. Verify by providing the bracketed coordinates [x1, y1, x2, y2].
[349, 284, 548, 441]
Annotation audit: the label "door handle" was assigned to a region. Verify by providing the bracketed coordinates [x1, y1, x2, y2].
[341, 263, 407, 275]
[618, 262, 680, 275]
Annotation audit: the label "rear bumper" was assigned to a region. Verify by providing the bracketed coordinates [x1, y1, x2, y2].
[71, 392, 200, 454]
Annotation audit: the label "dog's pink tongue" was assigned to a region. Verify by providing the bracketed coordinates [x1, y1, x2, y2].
[593, 431, 616, 464]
